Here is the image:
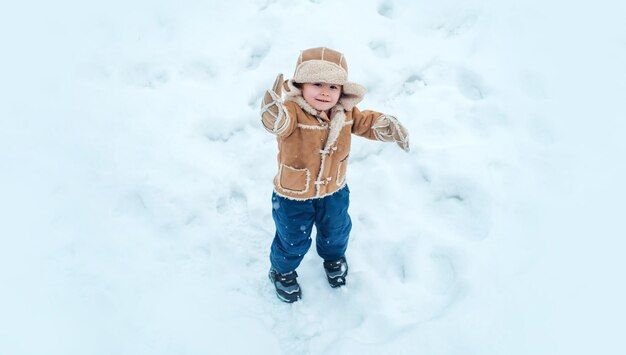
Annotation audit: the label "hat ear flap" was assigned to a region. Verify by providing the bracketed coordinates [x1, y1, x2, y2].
[283, 79, 302, 97]
[339, 82, 366, 110]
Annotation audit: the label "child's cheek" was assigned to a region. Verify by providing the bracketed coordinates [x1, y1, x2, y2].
[304, 97, 317, 107]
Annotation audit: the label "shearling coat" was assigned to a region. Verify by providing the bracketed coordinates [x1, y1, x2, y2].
[269, 82, 387, 200]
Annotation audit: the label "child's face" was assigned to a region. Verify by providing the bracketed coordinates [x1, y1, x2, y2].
[302, 82, 342, 112]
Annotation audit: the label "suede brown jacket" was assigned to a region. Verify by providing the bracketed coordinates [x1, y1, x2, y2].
[274, 101, 384, 200]
[268, 81, 391, 200]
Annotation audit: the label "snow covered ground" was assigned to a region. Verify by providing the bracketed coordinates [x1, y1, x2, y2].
[1, 0, 625, 354]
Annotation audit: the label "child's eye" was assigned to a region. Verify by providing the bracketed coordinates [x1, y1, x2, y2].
[330, 85, 338, 90]
[314, 83, 323, 87]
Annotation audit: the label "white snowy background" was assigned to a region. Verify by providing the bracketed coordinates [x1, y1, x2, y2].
[1, 0, 625, 354]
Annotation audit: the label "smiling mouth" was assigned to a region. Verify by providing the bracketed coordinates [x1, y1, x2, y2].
[316, 99, 331, 103]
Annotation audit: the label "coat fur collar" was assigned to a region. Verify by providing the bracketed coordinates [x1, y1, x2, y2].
[282, 79, 357, 152]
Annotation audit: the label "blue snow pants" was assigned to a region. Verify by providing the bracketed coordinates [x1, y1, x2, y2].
[270, 185, 352, 274]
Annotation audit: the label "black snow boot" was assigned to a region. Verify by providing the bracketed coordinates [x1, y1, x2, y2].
[268, 268, 302, 303]
[323, 256, 348, 288]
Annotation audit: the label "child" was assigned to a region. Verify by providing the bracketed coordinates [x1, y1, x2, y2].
[260, 47, 409, 303]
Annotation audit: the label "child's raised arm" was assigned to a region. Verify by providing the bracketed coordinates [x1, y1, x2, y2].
[351, 107, 410, 152]
[260, 74, 296, 137]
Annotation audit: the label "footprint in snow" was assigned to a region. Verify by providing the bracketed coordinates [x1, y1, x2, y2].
[377, 0, 394, 19]
[369, 40, 390, 58]
[456, 67, 487, 100]
[246, 43, 271, 69]
[433, 13, 479, 37]
[255, 0, 276, 11]
[216, 188, 248, 214]
[433, 179, 491, 241]
[402, 74, 427, 95]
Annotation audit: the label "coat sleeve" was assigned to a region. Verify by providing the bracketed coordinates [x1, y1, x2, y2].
[261, 99, 298, 138]
[279, 101, 299, 138]
[351, 106, 411, 152]
[350, 106, 384, 140]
